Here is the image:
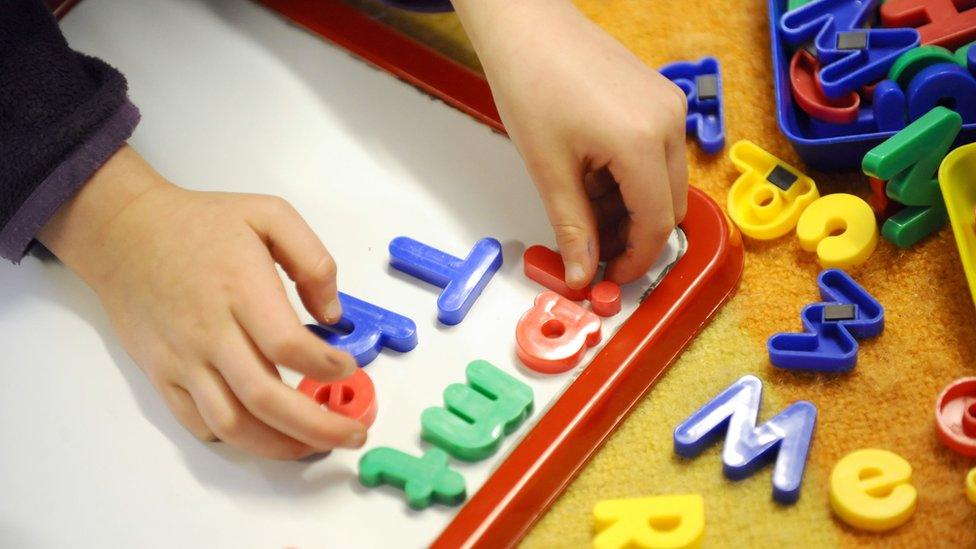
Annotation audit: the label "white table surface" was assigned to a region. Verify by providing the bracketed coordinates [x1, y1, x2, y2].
[0, 1, 683, 546]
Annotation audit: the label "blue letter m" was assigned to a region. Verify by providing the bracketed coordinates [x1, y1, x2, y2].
[673, 375, 817, 504]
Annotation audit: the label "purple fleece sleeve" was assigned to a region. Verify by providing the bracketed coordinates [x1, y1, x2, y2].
[0, 0, 138, 263]
[383, 0, 454, 13]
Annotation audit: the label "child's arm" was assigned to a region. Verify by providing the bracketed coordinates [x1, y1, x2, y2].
[2, 1, 365, 459]
[451, 0, 689, 288]
[0, 0, 136, 263]
[38, 146, 367, 459]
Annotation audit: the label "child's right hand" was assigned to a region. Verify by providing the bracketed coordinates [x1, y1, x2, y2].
[453, 0, 688, 290]
[38, 145, 367, 460]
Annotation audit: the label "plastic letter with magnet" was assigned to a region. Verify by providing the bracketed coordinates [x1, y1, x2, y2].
[593, 494, 705, 549]
[307, 292, 418, 367]
[829, 448, 917, 532]
[727, 140, 819, 240]
[515, 291, 601, 374]
[421, 360, 534, 461]
[780, 0, 920, 97]
[934, 377, 976, 457]
[297, 368, 378, 427]
[389, 236, 502, 325]
[358, 447, 466, 510]
[864, 106, 962, 247]
[768, 269, 884, 372]
[659, 57, 726, 154]
[795, 194, 878, 269]
[673, 375, 817, 504]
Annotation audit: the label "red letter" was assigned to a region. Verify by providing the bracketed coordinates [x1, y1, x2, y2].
[298, 368, 378, 427]
[882, 0, 976, 50]
[515, 291, 602, 374]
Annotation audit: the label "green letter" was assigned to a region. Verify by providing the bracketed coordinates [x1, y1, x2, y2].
[358, 447, 466, 510]
[421, 360, 533, 461]
[863, 106, 962, 247]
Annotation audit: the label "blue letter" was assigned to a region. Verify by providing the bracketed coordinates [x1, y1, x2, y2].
[780, 0, 918, 97]
[389, 236, 502, 325]
[673, 375, 817, 504]
[307, 292, 417, 367]
[659, 57, 725, 154]
[768, 269, 884, 372]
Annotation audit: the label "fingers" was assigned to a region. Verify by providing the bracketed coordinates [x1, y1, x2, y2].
[532, 155, 599, 289]
[599, 217, 629, 263]
[660, 76, 689, 224]
[249, 196, 342, 325]
[159, 382, 216, 442]
[230, 248, 357, 382]
[185, 363, 317, 460]
[605, 143, 676, 284]
[583, 168, 616, 200]
[211, 330, 368, 452]
[665, 132, 689, 224]
[586, 168, 633, 262]
[593, 190, 628, 230]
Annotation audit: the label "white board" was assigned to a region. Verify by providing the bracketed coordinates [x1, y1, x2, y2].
[0, 1, 684, 547]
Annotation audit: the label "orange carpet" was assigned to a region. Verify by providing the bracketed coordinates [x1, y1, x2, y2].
[346, 0, 976, 546]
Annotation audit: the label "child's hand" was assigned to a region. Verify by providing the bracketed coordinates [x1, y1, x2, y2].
[455, 0, 689, 288]
[39, 146, 366, 460]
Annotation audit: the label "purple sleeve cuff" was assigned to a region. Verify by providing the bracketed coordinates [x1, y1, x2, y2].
[383, 0, 454, 13]
[0, 100, 140, 263]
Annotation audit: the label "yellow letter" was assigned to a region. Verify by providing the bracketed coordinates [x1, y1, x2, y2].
[967, 467, 976, 505]
[727, 140, 819, 240]
[829, 449, 917, 532]
[593, 494, 704, 549]
[796, 194, 878, 268]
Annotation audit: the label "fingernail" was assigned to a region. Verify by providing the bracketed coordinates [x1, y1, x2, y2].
[566, 262, 586, 286]
[324, 299, 342, 322]
[343, 430, 367, 448]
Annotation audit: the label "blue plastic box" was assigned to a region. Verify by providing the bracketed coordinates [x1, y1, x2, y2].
[768, 0, 976, 170]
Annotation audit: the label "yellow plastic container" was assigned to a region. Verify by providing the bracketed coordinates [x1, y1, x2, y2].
[938, 143, 976, 309]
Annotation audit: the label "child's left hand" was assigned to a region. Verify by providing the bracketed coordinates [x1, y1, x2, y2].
[454, 0, 689, 289]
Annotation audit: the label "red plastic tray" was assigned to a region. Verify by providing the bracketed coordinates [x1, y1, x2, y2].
[435, 187, 742, 547]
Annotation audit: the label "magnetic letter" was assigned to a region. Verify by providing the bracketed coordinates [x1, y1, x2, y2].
[522, 245, 622, 317]
[727, 140, 819, 240]
[829, 449, 917, 532]
[421, 360, 534, 461]
[864, 106, 962, 247]
[389, 236, 502, 325]
[515, 291, 602, 374]
[358, 447, 466, 510]
[593, 494, 705, 549]
[673, 375, 817, 504]
[659, 57, 725, 154]
[795, 194, 878, 268]
[781, 0, 919, 97]
[522, 245, 589, 300]
[297, 368, 378, 427]
[307, 292, 417, 367]
[768, 269, 885, 372]
[882, 0, 976, 50]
